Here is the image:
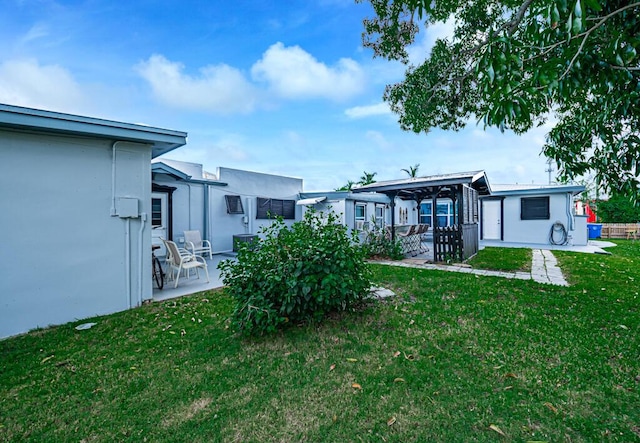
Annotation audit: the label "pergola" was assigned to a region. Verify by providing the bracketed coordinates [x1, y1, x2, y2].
[353, 171, 491, 261]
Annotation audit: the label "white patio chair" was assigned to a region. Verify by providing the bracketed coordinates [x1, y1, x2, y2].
[162, 239, 210, 288]
[184, 230, 213, 259]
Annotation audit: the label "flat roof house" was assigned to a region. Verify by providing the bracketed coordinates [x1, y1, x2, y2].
[0, 104, 186, 338]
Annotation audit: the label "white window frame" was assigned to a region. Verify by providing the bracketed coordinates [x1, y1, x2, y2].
[355, 202, 367, 230]
[375, 204, 385, 227]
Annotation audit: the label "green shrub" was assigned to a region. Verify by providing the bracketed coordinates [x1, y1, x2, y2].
[360, 220, 404, 260]
[218, 210, 372, 335]
[596, 196, 640, 223]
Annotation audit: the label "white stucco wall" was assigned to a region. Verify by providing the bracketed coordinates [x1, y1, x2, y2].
[210, 167, 303, 251]
[152, 165, 303, 253]
[500, 192, 582, 244]
[0, 131, 152, 338]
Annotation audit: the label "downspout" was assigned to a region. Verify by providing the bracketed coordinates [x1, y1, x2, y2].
[203, 184, 209, 242]
[566, 192, 574, 231]
[389, 192, 397, 241]
[187, 184, 192, 229]
[137, 212, 147, 306]
[246, 196, 253, 234]
[125, 218, 131, 309]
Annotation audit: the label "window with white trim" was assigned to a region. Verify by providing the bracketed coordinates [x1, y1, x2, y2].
[375, 204, 385, 227]
[355, 203, 366, 230]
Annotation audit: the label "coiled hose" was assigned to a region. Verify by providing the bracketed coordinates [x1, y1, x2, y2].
[549, 221, 568, 245]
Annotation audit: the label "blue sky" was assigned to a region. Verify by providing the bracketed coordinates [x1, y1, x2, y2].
[1, 0, 556, 190]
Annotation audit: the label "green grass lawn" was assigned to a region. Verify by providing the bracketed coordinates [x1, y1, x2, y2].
[467, 246, 532, 272]
[1, 241, 639, 442]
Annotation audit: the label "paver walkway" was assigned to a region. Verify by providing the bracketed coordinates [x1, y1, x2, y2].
[373, 248, 569, 286]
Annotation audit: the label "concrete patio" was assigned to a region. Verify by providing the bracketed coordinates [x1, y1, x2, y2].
[152, 253, 233, 302]
[479, 239, 616, 254]
[151, 240, 617, 302]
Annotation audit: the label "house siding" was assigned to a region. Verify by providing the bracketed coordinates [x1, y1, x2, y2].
[483, 191, 587, 246]
[0, 130, 152, 338]
[151, 163, 303, 253]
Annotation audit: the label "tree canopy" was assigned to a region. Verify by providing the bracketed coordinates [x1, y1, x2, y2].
[360, 0, 640, 198]
[401, 163, 421, 177]
[336, 171, 378, 191]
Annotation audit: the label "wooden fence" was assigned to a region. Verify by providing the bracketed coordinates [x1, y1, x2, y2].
[599, 223, 640, 239]
[434, 224, 479, 262]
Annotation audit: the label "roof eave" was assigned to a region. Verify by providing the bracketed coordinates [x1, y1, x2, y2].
[488, 186, 586, 197]
[0, 104, 187, 158]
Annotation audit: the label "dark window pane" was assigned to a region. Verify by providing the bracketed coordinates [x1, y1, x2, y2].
[521, 197, 550, 220]
[225, 195, 244, 214]
[256, 197, 296, 219]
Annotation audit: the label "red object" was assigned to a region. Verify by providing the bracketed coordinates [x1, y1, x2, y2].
[585, 203, 596, 222]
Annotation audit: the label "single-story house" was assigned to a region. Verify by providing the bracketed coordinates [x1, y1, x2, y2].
[0, 104, 186, 339]
[297, 190, 398, 232]
[152, 159, 303, 255]
[353, 171, 491, 260]
[480, 183, 587, 246]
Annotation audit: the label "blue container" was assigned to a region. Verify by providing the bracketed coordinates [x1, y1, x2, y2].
[587, 223, 602, 239]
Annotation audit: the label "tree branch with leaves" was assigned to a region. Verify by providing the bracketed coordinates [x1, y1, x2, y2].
[360, 0, 640, 199]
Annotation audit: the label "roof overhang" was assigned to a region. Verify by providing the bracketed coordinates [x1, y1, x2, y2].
[352, 170, 491, 200]
[0, 104, 187, 158]
[152, 162, 191, 181]
[487, 184, 585, 197]
[151, 161, 228, 186]
[296, 196, 327, 206]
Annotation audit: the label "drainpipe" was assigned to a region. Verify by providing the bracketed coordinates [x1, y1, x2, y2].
[246, 196, 253, 234]
[187, 184, 192, 229]
[137, 212, 147, 306]
[203, 185, 210, 242]
[125, 218, 131, 309]
[566, 192, 574, 231]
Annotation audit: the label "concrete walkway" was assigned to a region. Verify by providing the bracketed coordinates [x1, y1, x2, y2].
[374, 248, 569, 286]
[530, 249, 568, 286]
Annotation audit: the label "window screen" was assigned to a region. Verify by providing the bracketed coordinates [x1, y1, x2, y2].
[225, 195, 244, 214]
[521, 196, 550, 220]
[257, 197, 295, 219]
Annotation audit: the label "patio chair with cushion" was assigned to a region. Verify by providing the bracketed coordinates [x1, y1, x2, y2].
[397, 225, 421, 255]
[184, 230, 213, 259]
[416, 224, 430, 253]
[162, 239, 210, 288]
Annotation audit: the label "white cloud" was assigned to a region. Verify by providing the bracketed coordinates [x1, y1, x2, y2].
[365, 130, 392, 150]
[251, 42, 365, 101]
[345, 102, 391, 119]
[20, 23, 49, 45]
[135, 54, 258, 114]
[407, 17, 455, 65]
[0, 59, 85, 112]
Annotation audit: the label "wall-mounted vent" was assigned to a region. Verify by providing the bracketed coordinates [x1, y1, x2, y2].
[225, 195, 244, 214]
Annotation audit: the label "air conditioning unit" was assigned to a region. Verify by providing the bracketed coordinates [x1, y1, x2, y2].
[355, 220, 365, 230]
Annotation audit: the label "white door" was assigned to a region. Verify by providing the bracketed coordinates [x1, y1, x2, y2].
[483, 200, 502, 240]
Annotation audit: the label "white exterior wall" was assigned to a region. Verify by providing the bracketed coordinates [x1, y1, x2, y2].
[168, 181, 206, 247]
[573, 215, 588, 245]
[304, 199, 348, 225]
[153, 164, 303, 253]
[0, 131, 152, 338]
[209, 167, 303, 252]
[500, 192, 585, 245]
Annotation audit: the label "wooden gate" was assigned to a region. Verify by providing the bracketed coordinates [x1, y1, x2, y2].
[434, 223, 479, 262]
